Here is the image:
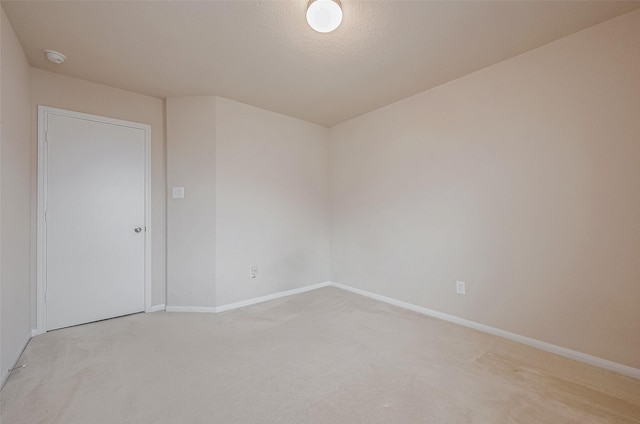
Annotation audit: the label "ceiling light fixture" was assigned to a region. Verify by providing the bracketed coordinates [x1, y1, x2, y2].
[306, 0, 343, 33]
[44, 50, 66, 64]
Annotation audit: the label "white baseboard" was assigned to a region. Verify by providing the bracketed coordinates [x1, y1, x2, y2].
[164, 282, 333, 315]
[150, 304, 166, 312]
[165, 305, 217, 313]
[215, 281, 332, 313]
[330, 281, 640, 380]
[139, 279, 640, 379]
[1, 330, 32, 390]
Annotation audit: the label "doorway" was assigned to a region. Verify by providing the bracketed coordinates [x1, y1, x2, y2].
[37, 106, 151, 332]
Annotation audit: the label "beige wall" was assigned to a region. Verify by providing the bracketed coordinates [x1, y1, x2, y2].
[165, 96, 331, 308]
[30, 69, 166, 309]
[1, 7, 32, 385]
[329, 10, 640, 368]
[166, 96, 216, 308]
[215, 97, 330, 306]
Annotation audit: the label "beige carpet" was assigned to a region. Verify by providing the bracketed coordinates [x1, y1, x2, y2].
[1, 287, 639, 423]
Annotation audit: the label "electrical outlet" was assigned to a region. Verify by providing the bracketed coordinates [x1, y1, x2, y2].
[456, 281, 466, 295]
[250, 266, 258, 279]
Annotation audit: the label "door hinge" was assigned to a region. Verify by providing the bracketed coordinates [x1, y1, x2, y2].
[44, 210, 48, 223]
[45, 130, 49, 143]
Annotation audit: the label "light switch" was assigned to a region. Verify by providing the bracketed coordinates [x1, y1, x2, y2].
[172, 187, 185, 199]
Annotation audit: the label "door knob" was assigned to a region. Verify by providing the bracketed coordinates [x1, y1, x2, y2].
[134, 227, 143, 233]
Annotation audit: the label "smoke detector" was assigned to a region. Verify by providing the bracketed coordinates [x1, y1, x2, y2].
[44, 50, 66, 64]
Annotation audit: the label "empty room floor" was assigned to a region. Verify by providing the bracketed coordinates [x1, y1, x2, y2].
[1, 287, 639, 423]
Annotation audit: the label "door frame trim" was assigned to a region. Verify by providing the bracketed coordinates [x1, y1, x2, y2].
[36, 106, 153, 334]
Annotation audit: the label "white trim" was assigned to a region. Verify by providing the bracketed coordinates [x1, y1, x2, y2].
[165, 306, 217, 313]
[36, 106, 153, 334]
[143, 122, 153, 313]
[31, 272, 640, 379]
[215, 281, 332, 313]
[150, 304, 166, 312]
[36, 108, 47, 334]
[164, 282, 333, 314]
[330, 282, 640, 380]
[0, 331, 31, 390]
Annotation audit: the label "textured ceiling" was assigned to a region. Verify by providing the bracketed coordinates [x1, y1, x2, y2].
[3, 1, 640, 127]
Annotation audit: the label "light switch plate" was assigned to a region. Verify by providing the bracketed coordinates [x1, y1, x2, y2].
[172, 187, 185, 199]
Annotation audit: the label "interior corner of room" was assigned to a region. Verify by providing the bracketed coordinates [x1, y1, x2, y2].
[1, 1, 640, 421]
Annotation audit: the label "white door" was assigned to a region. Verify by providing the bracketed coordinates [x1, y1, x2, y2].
[44, 111, 147, 331]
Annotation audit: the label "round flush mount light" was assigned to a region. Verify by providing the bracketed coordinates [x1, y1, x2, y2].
[44, 50, 66, 64]
[306, 0, 343, 33]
